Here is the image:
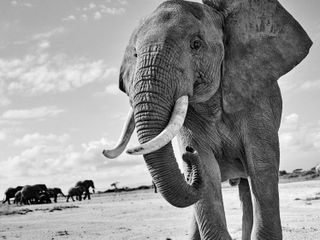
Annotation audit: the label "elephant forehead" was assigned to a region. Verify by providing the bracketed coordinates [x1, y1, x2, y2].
[157, 1, 205, 21]
[137, 2, 205, 42]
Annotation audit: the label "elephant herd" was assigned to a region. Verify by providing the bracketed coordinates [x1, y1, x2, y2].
[2, 180, 95, 205]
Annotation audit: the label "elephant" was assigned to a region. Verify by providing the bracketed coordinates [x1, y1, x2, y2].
[47, 188, 66, 203]
[39, 191, 52, 204]
[14, 190, 22, 205]
[315, 164, 320, 174]
[66, 186, 86, 202]
[75, 180, 95, 200]
[102, 0, 312, 239]
[21, 184, 48, 204]
[2, 186, 23, 204]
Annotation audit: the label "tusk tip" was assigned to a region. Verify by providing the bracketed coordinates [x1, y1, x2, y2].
[102, 149, 117, 159]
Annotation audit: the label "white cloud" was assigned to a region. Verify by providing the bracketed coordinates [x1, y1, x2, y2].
[0, 131, 6, 141]
[69, 1, 126, 22]
[14, 133, 69, 147]
[1, 136, 142, 179]
[1, 106, 64, 120]
[11, 1, 32, 7]
[94, 11, 102, 20]
[0, 53, 116, 97]
[89, 3, 96, 9]
[0, 90, 10, 106]
[300, 79, 320, 90]
[62, 15, 76, 21]
[24, 3, 32, 7]
[279, 113, 320, 152]
[38, 40, 50, 50]
[105, 83, 120, 95]
[32, 27, 65, 41]
[101, 7, 125, 15]
[81, 14, 88, 21]
[117, 0, 127, 5]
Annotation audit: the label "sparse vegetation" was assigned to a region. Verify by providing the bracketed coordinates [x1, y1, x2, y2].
[279, 167, 320, 182]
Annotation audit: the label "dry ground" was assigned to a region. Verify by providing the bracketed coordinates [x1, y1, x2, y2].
[1, 180, 320, 240]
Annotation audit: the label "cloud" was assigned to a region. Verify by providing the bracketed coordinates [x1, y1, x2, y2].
[279, 113, 320, 152]
[38, 40, 50, 50]
[0, 85, 11, 106]
[300, 79, 320, 90]
[1, 136, 142, 180]
[89, 3, 96, 9]
[32, 27, 65, 41]
[77, 2, 126, 21]
[94, 11, 102, 20]
[0, 131, 6, 141]
[1, 106, 64, 120]
[117, 0, 127, 5]
[62, 15, 76, 21]
[100, 7, 125, 15]
[0, 53, 116, 98]
[11, 1, 32, 7]
[105, 83, 120, 95]
[81, 14, 88, 21]
[14, 133, 70, 147]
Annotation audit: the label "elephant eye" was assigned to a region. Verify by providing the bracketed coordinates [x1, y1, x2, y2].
[190, 39, 202, 51]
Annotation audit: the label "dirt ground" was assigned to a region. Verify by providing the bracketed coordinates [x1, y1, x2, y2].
[1, 180, 320, 240]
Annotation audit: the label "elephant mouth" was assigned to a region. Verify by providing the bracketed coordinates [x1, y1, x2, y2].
[102, 95, 189, 157]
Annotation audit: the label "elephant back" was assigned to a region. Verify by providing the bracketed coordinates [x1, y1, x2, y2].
[21, 185, 35, 199]
[21, 185, 43, 200]
[5, 186, 23, 198]
[68, 186, 84, 195]
[75, 180, 95, 189]
[32, 184, 48, 192]
[4, 187, 15, 196]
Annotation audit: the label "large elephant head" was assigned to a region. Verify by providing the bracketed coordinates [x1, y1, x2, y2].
[103, 0, 311, 208]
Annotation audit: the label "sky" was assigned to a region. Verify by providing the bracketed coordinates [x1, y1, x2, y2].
[0, 0, 319, 194]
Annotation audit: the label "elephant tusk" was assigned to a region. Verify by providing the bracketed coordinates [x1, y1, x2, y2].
[127, 95, 188, 155]
[102, 108, 135, 159]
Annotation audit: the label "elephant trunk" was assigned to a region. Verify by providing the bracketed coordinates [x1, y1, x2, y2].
[131, 48, 202, 207]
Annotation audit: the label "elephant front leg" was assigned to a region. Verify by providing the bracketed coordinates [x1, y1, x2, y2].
[245, 135, 282, 240]
[85, 190, 90, 200]
[183, 149, 231, 240]
[238, 178, 253, 240]
[188, 214, 200, 240]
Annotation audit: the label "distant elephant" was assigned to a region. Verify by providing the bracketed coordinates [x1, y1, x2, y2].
[14, 190, 22, 205]
[75, 180, 95, 200]
[66, 186, 85, 202]
[39, 191, 52, 204]
[21, 184, 48, 204]
[47, 188, 66, 203]
[2, 186, 23, 204]
[102, 0, 312, 239]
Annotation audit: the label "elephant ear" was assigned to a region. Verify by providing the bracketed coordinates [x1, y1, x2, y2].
[203, 0, 312, 112]
[119, 29, 138, 95]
